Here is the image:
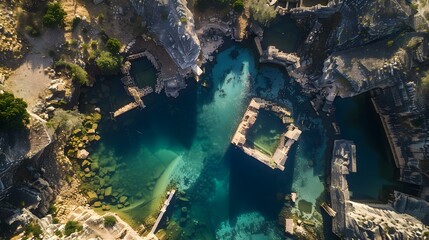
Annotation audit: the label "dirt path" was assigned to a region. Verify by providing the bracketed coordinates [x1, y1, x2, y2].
[4, 29, 64, 109]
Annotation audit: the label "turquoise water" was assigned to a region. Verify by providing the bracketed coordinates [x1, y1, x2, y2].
[79, 43, 329, 238]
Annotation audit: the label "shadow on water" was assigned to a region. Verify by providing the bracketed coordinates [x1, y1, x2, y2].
[334, 93, 418, 200]
[229, 146, 295, 224]
[262, 15, 307, 53]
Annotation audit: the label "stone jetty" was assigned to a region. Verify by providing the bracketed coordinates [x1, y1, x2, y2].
[143, 189, 176, 240]
[111, 56, 154, 118]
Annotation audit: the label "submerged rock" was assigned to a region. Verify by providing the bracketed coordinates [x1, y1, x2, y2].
[105, 187, 112, 197]
[87, 191, 98, 202]
[119, 196, 127, 204]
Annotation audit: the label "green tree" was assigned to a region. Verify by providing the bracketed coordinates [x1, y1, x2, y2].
[24, 222, 42, 239]
[43, 2, 66, 28]
[54, 61, 88, 85]
[0, 92, 30, 130]
[64, 221, 82, 236]
[95, 51, 121, 75]
[103, 216, 117, 228]
[106, 38, 121, 54]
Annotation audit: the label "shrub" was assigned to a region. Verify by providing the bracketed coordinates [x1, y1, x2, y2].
[43, 2, 66, 28]
[95, 51, 121, 75]
[0, 92, 30, 130]
[64, 221, 83, 236]
[25, 25, 40, 37]
[72, 17, 81, 31]
[106, 38, 121, 54]
[24, 222, 42, 239]
[54, 61, 89, 85]
[54, 229, 63, 237]
[386, 40, 394, 47]
[246, 0, 276, 26]
[233, 0, 244, 13]
[103, 215, 117, 228]
[48, 204, 57, 215]
[97, 13, 105, 23]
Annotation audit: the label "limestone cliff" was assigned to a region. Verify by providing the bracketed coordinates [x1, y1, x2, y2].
[130, 0, 201, 70]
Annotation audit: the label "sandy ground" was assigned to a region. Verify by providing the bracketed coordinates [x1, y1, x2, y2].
[4, 29, 64, 109]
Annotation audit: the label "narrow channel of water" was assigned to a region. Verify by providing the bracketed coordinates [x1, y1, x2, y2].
[335, 94, 402, 200]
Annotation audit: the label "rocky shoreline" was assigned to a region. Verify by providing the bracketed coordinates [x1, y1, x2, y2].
[1, 0, 429, 239]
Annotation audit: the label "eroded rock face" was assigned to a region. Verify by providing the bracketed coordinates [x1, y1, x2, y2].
[329, 0, 413, 51]
[318, 32, 429, 97]
[130, 0, 201, 70]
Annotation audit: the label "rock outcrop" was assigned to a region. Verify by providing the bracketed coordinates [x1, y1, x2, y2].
[318, 32, 429, 98]
[11, 207, 143, 239]
[130, 0, 200, 70]
[330, 140, 429, 239]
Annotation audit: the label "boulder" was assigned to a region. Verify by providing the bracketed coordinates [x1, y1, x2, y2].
[77, 149, 89, 159]
[100, 178, 105, 187]
[91, 162, 99, 171]
[87, 191, 98, 202]
[119, 196, 127, 204]
[81, 160, 91, 168]
[105, 187, 112, 197]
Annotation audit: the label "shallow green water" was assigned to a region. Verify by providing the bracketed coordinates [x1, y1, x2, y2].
[247, 109, 286, 156]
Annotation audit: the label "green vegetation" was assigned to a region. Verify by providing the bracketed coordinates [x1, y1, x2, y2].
[54, 61, 89, 85]
[95, 51, 122, 75]
[103, 215, 117, 228]
[386, 40, 394, 47]
[297, 199, 313, 214]
[25, 25, 40, 37]
[64, 221, 83, 236]
[54, 229, 63, 237]
[97, 13, 105, 23]
[0, 92, 29, 130]
[43, 2, 66, 28]
[24, 222, 43, 240]
[72, 17, 81, 31]
[48, 204, 57, 215]
[106, 38, 121, 54]
[179, 16, 187, 23]
[246, 0, 277, 25]
[46, 109, 82, 133]
[232, 0, 244, 13]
